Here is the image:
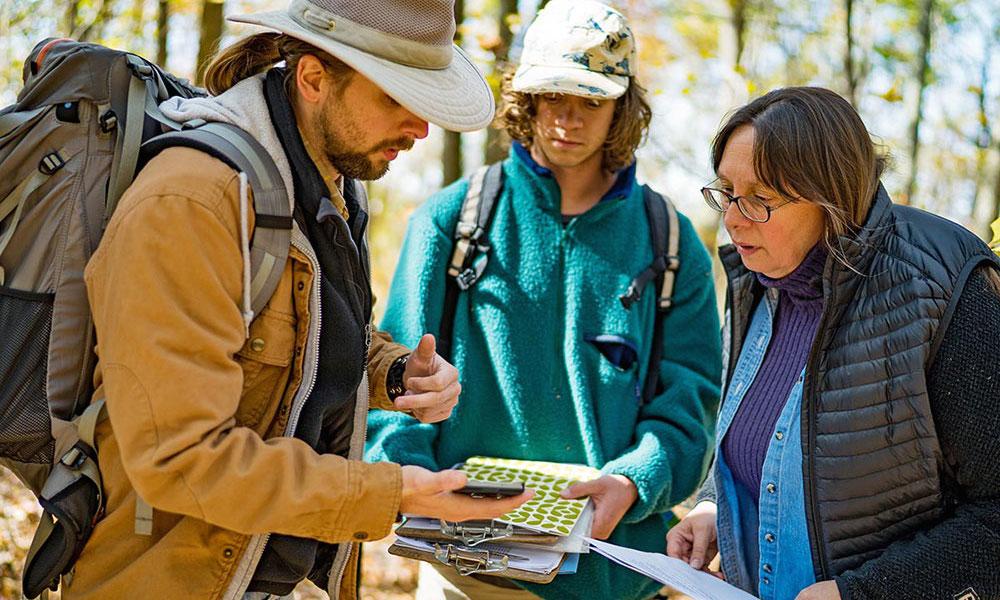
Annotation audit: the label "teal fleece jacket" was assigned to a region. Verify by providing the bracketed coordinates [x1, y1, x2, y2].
[366, 146, 722, 600]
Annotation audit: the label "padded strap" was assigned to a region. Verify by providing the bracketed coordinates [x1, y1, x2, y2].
[439, 163, 505, 361]
[655, 188, 681, 310]
[138, 122, 292, 317]
[75, 399, 106, 451]
[448, 165, 490, 282]
[105, 69, 148, 224]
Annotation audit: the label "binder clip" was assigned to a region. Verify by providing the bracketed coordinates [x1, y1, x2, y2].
[440, 519, 515, 546]
[433, 543, 509, 576]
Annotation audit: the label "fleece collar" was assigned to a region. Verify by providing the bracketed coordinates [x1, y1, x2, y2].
[511, 141, 637, 205]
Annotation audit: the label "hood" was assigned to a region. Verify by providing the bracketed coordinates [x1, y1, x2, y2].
[159, 75, 296, 213]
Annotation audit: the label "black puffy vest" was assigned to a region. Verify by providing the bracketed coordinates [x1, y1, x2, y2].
[721, 185, 1000, 579]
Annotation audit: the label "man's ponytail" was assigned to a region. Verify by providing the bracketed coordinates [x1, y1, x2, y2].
[202, 32, 282, 95]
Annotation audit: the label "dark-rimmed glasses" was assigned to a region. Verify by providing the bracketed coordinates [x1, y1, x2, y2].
[701, 185, 792, 223]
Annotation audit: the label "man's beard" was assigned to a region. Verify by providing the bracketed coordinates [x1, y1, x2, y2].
[319, 104, 414, 181]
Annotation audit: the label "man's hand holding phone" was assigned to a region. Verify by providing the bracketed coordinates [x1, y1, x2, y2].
[399, 466, 534, 522]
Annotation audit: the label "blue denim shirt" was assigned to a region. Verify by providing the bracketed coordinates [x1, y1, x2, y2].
[714, 294, 817, 599]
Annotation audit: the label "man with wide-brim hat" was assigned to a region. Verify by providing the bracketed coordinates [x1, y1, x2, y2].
[70, 1, 531, 599]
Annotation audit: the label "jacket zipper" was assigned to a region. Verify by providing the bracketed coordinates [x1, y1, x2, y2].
[327, 234, 375, 598]
[802, 267, 834, 581]
[224, 226, 324, 600]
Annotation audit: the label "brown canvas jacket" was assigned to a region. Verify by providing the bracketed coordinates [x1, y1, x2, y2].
[66, 146, 409, 600]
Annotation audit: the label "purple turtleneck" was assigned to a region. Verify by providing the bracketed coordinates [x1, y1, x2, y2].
[722, 244, 827, 502]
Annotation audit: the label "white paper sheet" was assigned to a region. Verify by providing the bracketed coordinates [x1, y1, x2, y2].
[586, 538, 757, 600]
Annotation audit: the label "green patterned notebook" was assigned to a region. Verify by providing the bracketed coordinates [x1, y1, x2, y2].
[459, 456, 601, 536]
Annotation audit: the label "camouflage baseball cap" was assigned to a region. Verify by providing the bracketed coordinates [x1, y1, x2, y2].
[512, 0, 635, 99]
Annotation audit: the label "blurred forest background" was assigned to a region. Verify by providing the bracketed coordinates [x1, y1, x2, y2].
[1, 0, 999, 597]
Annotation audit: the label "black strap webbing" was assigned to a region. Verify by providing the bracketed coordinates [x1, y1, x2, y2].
[637, 185, 680, 405]
[439, 162, 504, 361]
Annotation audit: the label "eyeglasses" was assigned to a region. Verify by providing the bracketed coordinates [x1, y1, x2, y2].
[701, 185, 793, 223]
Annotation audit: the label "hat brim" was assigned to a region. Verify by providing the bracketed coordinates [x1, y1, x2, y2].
[511, 64, 628, 99]
[228, 11, 494, 132]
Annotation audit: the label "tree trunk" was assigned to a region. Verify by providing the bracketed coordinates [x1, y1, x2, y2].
[130, 0, 145, 45]
[157, 0, 170, 67]
[196, 0, 225, 85]
[66, 0, 79, 37]
[442, 0, 465, 186]
[993, 142, 1000, 234]
[903, 0, 934, 206]
[484, 0, 518, 164]
[77, 0, 116, 42]
[729, 0, 748, 70]
[844, 0, 858, 105]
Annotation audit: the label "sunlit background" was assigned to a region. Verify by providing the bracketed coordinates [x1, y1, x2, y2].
[1, 0, 998, 597]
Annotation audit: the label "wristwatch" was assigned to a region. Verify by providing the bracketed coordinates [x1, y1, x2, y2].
[386, 354, 409, 401]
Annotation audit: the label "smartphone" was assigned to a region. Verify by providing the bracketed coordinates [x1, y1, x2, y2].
[455, 480, 525, 499]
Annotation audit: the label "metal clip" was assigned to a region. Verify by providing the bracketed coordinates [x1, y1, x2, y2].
[454, 255, 488, 291]
[440, 519, 515, 546]
[433, 543, 508, 576]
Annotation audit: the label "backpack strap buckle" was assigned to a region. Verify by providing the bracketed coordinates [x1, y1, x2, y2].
[454, 260, 487, 291]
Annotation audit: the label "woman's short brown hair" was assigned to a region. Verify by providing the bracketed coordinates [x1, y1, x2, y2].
[496, 67, 652, 173]
[711, 86, 888, 246]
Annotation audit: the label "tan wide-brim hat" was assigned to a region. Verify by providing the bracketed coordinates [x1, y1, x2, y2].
[229, 0, 494, 132]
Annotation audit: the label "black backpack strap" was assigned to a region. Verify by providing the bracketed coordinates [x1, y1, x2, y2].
[138, 122, 292, 318]
[619, 185, 681, 405]
[438, 162, 504, 361]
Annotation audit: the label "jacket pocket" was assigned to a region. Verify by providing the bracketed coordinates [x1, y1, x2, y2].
[235, 309, 296, 429]
[584, 333, 642, 407]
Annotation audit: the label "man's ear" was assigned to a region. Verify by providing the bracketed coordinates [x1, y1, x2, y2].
[295, 54, 327, 105]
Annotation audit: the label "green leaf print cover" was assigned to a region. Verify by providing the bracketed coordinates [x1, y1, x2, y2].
[460, 456, 601, 536]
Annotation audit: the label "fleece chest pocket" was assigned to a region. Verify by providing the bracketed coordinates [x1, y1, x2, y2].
[235, 310, 297, 428]
[585, 333, 642, 406]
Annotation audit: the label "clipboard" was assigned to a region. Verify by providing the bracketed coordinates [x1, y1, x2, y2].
[395, 518, 560, 547]
[388, 539, 566, 584]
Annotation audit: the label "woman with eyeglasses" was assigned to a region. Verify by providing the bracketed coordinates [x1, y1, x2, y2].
[666, 87, 1000, 600]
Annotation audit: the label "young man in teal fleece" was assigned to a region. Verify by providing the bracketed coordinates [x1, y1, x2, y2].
[366, 1, 722, 598]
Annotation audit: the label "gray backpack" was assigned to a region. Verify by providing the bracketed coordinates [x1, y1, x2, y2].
[0, 38, 292, 597]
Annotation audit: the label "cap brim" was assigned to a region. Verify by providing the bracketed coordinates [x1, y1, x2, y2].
[229, 11, 494, 132]
[512, 64, 628, 99]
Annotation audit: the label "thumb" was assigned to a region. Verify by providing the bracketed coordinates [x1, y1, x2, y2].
[560, 479, 598, 499]
[412, 334, 437, 365]
[427, 469, 467, 494]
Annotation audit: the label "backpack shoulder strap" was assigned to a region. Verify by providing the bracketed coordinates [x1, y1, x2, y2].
[623, 185, 681, 405]
[620, 186, 681, 311]
[138, 122, 293, 318]
[649, 186, 681, 311]
[439, 162, 504, 361]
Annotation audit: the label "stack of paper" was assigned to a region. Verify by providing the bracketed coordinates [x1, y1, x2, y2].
[394, 536, 566, 575]
[390, 457, 601, 583]
[586, 538, 757, 600]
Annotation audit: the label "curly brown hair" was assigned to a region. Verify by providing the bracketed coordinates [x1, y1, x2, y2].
[496, 67, 652, 172]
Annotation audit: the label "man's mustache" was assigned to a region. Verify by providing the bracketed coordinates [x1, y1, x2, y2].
[371, 137, 415, 153]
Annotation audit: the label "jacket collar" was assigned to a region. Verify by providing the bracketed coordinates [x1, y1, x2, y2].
[509, 141, 637, 211]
